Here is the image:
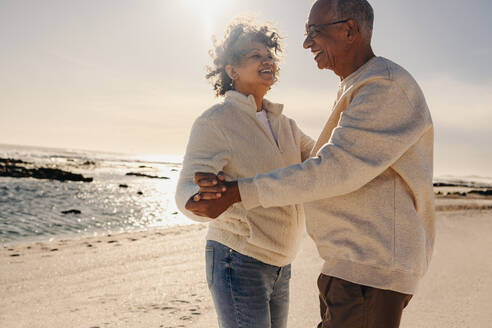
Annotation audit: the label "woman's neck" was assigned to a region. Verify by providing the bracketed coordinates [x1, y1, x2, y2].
[234, 85, 267, 112]
[252, 94, 264, 112]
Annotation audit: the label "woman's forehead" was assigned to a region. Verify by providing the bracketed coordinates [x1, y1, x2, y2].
[238, 39, 270, 53]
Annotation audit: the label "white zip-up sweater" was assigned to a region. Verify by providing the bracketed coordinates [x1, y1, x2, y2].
[175, 91, 314, 267]
[238, 57, 435, 294]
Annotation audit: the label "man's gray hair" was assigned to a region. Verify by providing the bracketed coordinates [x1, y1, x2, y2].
[334, 0, 374, 40]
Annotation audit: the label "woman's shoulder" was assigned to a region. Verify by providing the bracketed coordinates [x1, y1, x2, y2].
[190, 101, 236, 131]
[198, 100, 235, 121]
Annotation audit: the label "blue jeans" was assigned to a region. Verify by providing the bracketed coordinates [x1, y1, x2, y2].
[205, 240, 291, 328]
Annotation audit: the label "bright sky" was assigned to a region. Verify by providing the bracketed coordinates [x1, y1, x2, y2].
[1, 0, 491, 176]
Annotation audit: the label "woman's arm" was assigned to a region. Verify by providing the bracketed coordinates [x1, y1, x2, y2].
[175, 115, 230, 222]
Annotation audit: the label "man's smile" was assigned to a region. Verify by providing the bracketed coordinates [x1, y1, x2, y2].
[313, 49, 324, 61]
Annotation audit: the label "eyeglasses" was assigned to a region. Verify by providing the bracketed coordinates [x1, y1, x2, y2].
[304, 19, 350, 39]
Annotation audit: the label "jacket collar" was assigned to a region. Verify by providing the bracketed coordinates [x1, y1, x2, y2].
[224, 91, 284, 117]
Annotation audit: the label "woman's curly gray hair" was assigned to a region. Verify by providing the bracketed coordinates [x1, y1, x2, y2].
[206, 19, 282, 97]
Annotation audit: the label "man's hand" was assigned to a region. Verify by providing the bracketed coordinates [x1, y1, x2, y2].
[193, 172, 226, 201]
[185, 180, 241, 219]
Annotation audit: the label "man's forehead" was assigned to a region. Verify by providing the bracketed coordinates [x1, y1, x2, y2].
[308, 0, 336, 25]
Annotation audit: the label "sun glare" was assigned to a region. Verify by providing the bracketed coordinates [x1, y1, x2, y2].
[187, 0, 227, 36]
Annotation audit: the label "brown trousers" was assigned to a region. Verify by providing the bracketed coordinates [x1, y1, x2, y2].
[317, 274, 412, 328]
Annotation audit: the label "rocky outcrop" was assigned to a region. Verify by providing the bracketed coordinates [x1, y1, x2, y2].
[61, 209, 82, 215]
[125, 172, 169, 179]
[0, 157, 93, 182]
[433, 182, 461, 187]
[469, 189, 492, 196]
[0, 158, 29, 165]
[435, 189, 492, 198]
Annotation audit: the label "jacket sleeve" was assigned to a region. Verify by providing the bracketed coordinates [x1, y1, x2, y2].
[238, 79, 432, 209]
[175, 116, 230, 222]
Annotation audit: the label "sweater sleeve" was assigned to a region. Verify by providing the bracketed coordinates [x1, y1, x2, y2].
[238, 79, 432, 210]
[297, 123, 316, 162]
[175, 116, 230, 222]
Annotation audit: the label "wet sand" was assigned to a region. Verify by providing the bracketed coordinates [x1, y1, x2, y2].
[1, 209, 491, 327]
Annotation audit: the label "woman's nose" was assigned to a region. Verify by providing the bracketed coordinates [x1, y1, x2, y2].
[262, 56, 274, 64]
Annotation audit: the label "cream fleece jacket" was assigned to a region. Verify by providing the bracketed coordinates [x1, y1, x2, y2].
[238, 57, 435, 294]
[175, 91, 315, 267]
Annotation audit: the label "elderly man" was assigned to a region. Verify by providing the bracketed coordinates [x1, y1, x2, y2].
[186, 0, 434, 327]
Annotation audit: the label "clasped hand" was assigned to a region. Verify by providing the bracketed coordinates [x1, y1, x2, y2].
[185, 172, 241, 218]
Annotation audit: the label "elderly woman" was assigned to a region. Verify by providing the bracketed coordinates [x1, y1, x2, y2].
[175, 19, 314, 328]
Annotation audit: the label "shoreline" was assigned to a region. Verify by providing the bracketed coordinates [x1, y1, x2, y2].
[0, 221, 198, 248]
[4, 206, 492, 251]
[2, 197, 491, 247]
[1, 223, 204, 255]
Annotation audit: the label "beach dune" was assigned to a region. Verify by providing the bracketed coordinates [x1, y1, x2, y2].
[1, 210, 491, 328]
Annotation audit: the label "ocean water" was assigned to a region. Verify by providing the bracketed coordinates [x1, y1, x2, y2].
[0, 144, 192, 245]
[2, 144, 491, 246]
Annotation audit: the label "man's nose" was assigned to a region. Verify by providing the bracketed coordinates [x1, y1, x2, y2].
[303, 37, 313, 49]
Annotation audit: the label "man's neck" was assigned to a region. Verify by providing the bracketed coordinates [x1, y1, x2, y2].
[338, 46, 375, 80]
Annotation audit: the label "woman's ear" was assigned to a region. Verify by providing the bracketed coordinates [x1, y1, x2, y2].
[225, 65, 238, 80]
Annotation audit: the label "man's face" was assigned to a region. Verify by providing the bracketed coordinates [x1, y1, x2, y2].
[303, 1, 349, 73]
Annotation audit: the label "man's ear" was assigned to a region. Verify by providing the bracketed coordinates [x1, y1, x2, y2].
[345, 19, 360, 42]
[225, 65, 238, 80]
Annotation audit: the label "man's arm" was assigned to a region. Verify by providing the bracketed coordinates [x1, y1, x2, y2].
[238, 80, 432, 209]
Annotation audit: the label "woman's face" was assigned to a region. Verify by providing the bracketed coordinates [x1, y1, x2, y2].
[232, 40, 277, 91]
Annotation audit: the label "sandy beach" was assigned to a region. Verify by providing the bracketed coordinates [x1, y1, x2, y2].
[1, 207, 492, 328]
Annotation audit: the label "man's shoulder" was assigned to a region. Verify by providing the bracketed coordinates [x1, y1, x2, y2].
[355, 57, 425, 102]
[370, 57, 423, 91]
[351, 57, 431, 123]
[357, 57, 415, 84]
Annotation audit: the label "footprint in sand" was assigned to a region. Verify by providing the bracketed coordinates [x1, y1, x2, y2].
[9, 254, 20, 257]
[159, 306, 177, 311]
